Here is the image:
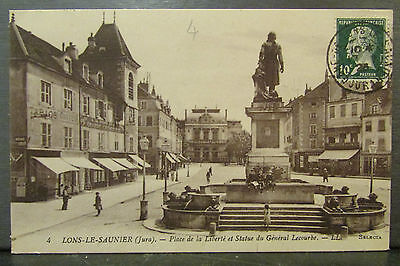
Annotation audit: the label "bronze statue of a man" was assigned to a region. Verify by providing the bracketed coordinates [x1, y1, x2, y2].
[252, 32, 284, 100]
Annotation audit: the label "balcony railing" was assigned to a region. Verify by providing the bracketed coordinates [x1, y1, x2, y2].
[325, 142, 360, 150]
[187, 139, 227, 144]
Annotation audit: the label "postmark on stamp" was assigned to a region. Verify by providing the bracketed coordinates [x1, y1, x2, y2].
[327, 18, 393, 93]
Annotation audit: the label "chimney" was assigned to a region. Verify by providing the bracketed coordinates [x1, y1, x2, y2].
[66, 42, 78, 60]
[62, 42, 65, 52]
[185, 109, 187, 120]
[225, 109, 228, 120]
[88, 33, 96, 48]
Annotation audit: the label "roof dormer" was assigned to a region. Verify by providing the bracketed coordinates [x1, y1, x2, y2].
[82, 63, 89, 82]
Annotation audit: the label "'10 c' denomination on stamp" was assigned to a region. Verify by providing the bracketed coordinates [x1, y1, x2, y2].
[327, 18, 393, 93]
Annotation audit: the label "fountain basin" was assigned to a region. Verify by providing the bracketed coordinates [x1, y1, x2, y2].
[162, 205, 219, 229]
[323, 207, 386, 233]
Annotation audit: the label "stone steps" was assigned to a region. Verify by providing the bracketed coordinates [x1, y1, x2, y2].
[218, 203, 327, 233]
[218, 224, 327, 233]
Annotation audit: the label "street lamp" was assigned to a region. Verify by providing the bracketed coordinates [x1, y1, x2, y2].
[157, 138, 170, 204]
[187, 157, 191, 177]
[369, 141, 378, 194]
[139, 136, 149, 220]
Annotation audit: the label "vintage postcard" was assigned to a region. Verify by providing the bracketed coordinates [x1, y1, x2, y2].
[9, 9, 392, 253]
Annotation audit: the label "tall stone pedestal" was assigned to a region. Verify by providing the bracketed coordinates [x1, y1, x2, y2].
[245, 97, 291, 179]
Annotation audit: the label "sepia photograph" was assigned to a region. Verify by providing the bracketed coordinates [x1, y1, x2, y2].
[9, 9, 392, 253]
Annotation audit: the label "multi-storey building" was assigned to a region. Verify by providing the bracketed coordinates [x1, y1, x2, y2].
[319, 77, 364, 175]
[10, 18, 141, 201]
[137, 81, 183, 174]
[287, 77, 329, 172]
[360, 87, 392, 177]
[184, 108, 228, 162]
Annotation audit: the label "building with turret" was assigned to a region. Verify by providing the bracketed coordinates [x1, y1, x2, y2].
[10, 16, 141, 201]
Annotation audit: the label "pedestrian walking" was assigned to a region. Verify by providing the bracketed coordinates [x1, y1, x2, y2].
[322, 168, 329, 182]
[94, 192, 102, 216]
[264, 204, 271, 230]
[208, 167, 213, 176]
[206, 171, 211, 183]
[61, 185, 71, 210]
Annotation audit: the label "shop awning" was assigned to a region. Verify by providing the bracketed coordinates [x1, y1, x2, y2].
[112, 158, 140, 170]
[308, 155, 319, 163]
[169, 153, 181, 163]
[128, 155, 151, 168]
[318, 150, 359, 160]
[178, 154, 189, 162]
[62, 157, 103, 171]
[33, 157, 79, 174]
[165, 153, 176, 163]
[92, 158, 127, 172]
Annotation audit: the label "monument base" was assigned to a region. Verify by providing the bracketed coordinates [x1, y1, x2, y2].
[246, 149, 290, 180]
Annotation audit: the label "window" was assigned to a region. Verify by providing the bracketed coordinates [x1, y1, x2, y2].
[365, 138, 372, 151]
[83, 64, 89, 81]
[83, 95, 90, 116]
[193, 128, 200, 140]
[40, 81, 52, 105]
[365, 121, 372, 132]
[340, 104, 346, 117]
[378, 120, 385, 131]
[97, 72, 104, 88]
[41, 123, 51, 147]
[309, 113, 317, 119]
[83, 130, 89, 150]
[64, 127, 72, 149]
[128, 73, 134, 100]
[212, 129, 218, 140]
[311, 102, 317, 107]
[350, 132, 358, 143]
[146, 116, 153, 126]
[128, 107, 135, 123]
[310, 124, 317, 135]
[98, 132, 105, 151]
[114, 135, 119, 151]
[147, 135, 153, 148]
[203, 129, 209, 140]
[138, 116, 142, 126]
[95, 100, 106, 120]
[339, 133, 346, 143]
[64, 89, 73, 110]
[378, 138, 385, 151]
[352, 103, 358, 116]
[140, 101, 147, 110]
[310, 138, 316, 149]
[64, 58, 72, 74]
[129, 137, 134, 152]
[329, 106, 335, 119]
[371, 104, 379, 114]
[328, 136, 335, 144]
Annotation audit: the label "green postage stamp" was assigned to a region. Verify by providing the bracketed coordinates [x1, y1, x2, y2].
[328, 18, 392, 93]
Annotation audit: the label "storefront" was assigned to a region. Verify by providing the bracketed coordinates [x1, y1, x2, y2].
[112, 158, 140, 181]
[92, 158, 127, 186]
[31, 157, 79, 200]
[62, 156, 103, 191]
[361, 153, 391, 177]
[318, 149, 360, 176]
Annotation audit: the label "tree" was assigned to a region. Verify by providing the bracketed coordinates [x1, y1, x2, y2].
[225, 130, 251, 164]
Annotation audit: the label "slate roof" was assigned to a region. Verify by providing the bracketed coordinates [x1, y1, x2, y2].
[80, 23, 140, 68]
[10, 23, 65, 73]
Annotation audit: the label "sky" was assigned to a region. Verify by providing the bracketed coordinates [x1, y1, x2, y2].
[11, 9, 392, 131]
